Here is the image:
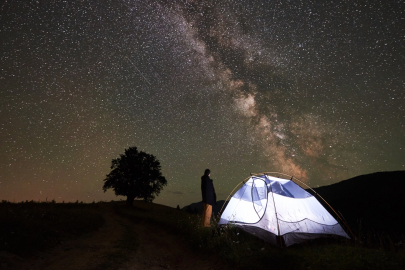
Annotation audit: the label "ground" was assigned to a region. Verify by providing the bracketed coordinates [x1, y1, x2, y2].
[0, 204, 231, 270]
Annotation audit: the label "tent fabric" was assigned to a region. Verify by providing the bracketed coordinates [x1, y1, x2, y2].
[218, 174, 350, 246]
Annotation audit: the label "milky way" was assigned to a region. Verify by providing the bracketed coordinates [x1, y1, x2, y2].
[1, 0, 404, 207]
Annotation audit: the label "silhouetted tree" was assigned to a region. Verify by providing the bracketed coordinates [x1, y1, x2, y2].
[102, 147, 167, 206]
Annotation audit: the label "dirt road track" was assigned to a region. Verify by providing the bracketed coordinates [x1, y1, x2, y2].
[1, 205, 231, 270]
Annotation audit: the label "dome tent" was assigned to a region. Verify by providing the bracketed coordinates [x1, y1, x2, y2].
[218, 173, 351, 247]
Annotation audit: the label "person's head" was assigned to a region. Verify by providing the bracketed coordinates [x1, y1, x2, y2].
[204, 169, 211, 176]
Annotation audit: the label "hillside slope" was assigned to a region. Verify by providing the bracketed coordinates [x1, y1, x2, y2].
[311, 171, 405, 239]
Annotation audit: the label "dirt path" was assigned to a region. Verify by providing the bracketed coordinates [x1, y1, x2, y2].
[2, 205, 231, 270]
[121, 218, 230, 270]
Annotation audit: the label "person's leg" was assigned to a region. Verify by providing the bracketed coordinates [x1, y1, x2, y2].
[201, 203, 207, 227]
[203, 203, 212, 227]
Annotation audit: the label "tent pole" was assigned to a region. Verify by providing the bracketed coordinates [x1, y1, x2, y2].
[268, 176, 283, 247]
[218, 176, 251, 215]
[261, 171, 354, 239]
[289, 176, 355, 240]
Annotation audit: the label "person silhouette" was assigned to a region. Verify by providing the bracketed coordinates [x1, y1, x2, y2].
[201, 169, 216, 227]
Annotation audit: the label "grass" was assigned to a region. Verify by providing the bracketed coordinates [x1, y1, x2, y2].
[1, 199, 403, 269]
[0, 200, 105, 256]
[116, 201, 405, 270]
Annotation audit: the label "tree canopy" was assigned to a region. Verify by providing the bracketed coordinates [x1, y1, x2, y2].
[102, 147, 167, 205]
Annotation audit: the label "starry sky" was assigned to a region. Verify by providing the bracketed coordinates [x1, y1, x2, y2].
[1, 0, 404, 208]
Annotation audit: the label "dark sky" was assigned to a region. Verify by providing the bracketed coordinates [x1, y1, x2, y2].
[1, 0, 404, 207]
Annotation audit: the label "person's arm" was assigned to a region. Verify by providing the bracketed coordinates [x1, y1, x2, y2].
[212, 181, 217, 205]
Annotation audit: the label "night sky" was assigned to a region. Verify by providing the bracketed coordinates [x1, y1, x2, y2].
[1, 0, 404, 208]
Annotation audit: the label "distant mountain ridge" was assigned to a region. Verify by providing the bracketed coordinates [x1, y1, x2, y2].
[182, 171, 405, 239]
[181, 200, 227, 216]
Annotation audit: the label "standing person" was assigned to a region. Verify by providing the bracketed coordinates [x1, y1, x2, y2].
[201, 169, 216, 227]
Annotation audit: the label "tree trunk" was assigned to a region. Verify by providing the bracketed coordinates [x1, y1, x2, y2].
[126, 195, 135, 206]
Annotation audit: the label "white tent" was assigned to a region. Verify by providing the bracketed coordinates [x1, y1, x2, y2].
[218, 173, 350, 247]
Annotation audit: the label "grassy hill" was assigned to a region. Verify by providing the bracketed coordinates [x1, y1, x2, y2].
[122, 198, 405, 269]
[0, 201, 105, 256]
[1, 171, 404, 269]
[0, 193, 404, 269]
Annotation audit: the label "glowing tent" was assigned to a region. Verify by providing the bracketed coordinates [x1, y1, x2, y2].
[218, 173, 351, 247]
